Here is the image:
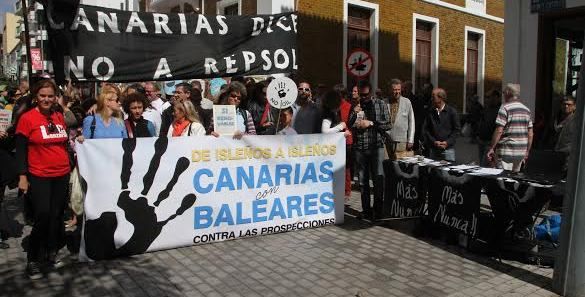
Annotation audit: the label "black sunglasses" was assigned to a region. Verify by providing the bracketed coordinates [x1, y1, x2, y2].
[46, 117, 58, 134]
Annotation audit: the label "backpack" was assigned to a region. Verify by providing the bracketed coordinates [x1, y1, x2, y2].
[535, 214, 561, 244]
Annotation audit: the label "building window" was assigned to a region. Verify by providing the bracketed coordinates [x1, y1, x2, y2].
[568, 42, 583, 97]
[168, 1, 201, 13]
[412, 14, 439, 94]
[463, 26, 485, 110]
[224, 4, 238, 15]
[466, 0, 486, 14]
[217, 0, 240, 15]
[347, 5, 372, 87]
[466, 33, 480, 100]
[415, 21, 433, 93]
[139, 0, 146, 12]
[348, 6, 371, 50]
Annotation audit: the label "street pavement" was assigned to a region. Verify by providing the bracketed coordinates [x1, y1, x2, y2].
[0, 182, 559, 297]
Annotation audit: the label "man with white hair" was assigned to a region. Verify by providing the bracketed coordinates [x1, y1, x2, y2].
[487, 83, 533, 172]
[144, 82, 170, 113]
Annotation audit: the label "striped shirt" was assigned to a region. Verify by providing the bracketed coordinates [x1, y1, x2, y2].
[495, 101, 533, 160]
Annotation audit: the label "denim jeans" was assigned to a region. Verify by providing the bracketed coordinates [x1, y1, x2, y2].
[430, 147, 456, 162]
[354, 147, 385, 216]
[477, 140, 491, 167]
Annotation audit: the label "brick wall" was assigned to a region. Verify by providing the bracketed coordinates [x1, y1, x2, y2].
[296, 1, 345, 86]
[377, 0, 415, 91]
[203, 0, 217, 14]
[486, 0, 505, 19]
[204, 0, 256, 15]
[442, 0, 465, 7]
[413, 0, 504, 110]
[296, 0, 504, 112]
[241, 0, 257, 15]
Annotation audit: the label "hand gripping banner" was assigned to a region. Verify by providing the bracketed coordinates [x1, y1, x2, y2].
[42, 3, 298, 83]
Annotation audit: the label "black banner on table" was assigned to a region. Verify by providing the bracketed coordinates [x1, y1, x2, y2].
[427, 169, 481, 237]
[43, 4, 297, 83]
[484, 178, 552, 238]
[383, 161, 426, 218]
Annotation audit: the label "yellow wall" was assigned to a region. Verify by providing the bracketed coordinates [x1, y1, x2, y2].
[295, 0, 505, 111]
[3, 13, 22, 55]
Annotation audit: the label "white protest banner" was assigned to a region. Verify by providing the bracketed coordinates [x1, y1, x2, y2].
[213, 105, 237, 135]
[77, 134, 345, 261]
[0, 110, 12, 132]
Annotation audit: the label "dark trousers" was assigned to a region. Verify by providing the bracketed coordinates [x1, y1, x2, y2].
[345, 145, 353, 197]
[354, 147, 384, 217]
[27, 174, 69, 262]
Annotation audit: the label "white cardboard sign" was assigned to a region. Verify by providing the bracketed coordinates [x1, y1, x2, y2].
[213, 105, 237, 135]
[0, 110, 12, 132]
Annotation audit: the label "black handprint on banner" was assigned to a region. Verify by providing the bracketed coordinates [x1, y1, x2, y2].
[276, 82, 289, 98]
[84, 137, 197, 260]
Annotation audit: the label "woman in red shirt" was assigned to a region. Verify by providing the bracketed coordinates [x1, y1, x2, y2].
[15, 79, 70, 280]
[333, 84, 354, 204]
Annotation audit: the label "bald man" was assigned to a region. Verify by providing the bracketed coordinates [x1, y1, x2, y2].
[422, 88, 460, 162]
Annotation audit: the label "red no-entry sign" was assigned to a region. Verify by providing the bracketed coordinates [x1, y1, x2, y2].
[346, 48, 373, 79]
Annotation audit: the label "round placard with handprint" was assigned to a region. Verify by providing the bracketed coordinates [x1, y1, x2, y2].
[267, 77, 298, 109]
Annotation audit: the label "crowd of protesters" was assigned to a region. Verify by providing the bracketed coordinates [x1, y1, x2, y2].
[0, 74, 576, 280]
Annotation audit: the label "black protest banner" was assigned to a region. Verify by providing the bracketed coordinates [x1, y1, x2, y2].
[43, 4, 297, 83]
[383, 161, 426, 218]
[484, 178, 552, 239]
[427, 168, 481, 237]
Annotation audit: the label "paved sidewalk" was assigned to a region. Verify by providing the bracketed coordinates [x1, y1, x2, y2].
[0, 188, 559, 297]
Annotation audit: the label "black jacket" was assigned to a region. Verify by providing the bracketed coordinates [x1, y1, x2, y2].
[422, 104, 461, 148]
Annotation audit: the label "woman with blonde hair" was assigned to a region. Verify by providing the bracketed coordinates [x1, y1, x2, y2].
[81, 89, 127, 139]
[168, 100, 205, 137]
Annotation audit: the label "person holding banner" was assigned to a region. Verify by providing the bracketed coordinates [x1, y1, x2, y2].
[333, 84, 354, 202]
[167, 100, 205, 137]
[128, 83, 161, 136]
[292, 81, 322, 134]
[81, 88, 127, 140]
[276, 107, 297, 135]
[3, 88, 21, 111]
[122, 93, 156, 138]
[217, 82, 256, 137]
[321, 90, 350, 136]
[160, 83, 213, 136]
[248, 81, 279, 135]
[321, 89, 352, 201]
[15, 79, 71, 280]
